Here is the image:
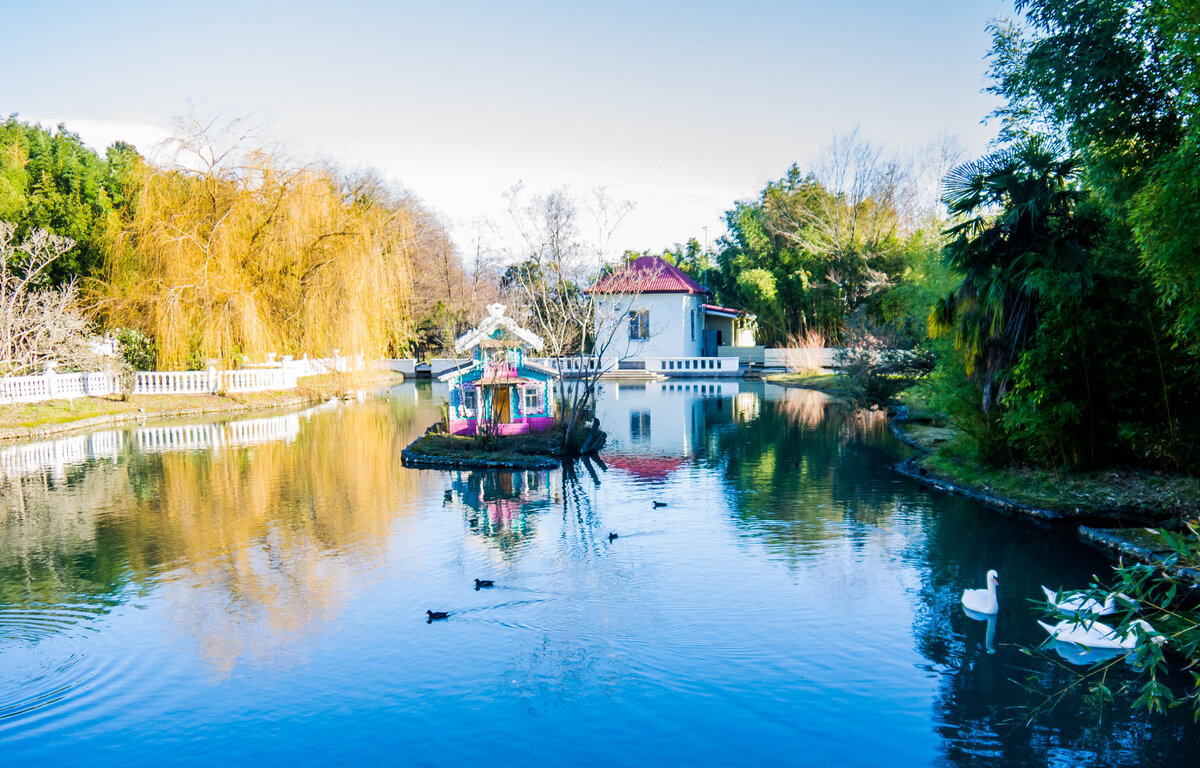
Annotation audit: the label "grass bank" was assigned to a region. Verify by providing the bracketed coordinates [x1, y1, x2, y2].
[0, 369, 404, 442]
[894, 420, 1200, 521]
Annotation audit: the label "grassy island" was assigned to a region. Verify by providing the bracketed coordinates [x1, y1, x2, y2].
[402, 423, 605, 470]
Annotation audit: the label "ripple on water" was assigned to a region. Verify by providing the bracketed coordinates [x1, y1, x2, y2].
[0, 603, 103, 721]
[0, 600, 189, 741]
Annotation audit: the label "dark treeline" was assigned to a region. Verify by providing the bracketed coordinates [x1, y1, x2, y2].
[0, 117, 137, 285]
[929, 0, 1200, 473]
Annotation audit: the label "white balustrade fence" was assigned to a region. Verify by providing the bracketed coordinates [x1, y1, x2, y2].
[133, 371, 213, 395]
[530, 357, 617, 376]
[0, 353, 360, 406]
[531, 356, 740, 378]
[645, 357, 740, 376]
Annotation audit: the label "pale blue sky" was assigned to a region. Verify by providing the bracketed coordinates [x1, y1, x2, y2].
[2, 0, 1012, 255]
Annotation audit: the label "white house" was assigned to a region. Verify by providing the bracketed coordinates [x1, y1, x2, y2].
[588, 256, 756, 362]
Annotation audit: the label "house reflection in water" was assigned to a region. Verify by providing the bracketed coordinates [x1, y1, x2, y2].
[443, 470, 556, 555]
[596, 380, 759, 483]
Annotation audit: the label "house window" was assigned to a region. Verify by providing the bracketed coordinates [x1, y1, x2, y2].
[462, 387, 478, 416]
[690, 310, 695, 341]
[628, 310, 649, 340]
[630, 411, 651, 442]
[523, 385, 541, 414]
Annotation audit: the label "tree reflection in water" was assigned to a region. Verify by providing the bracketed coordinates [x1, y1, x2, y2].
[712, 386, 904, 559]
[707, 383, 1198, 765]
[0, 397, 435, 674]
[2, 380, 1198, 765]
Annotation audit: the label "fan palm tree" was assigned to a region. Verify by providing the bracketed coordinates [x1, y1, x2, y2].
[931, 135, 1088, 412]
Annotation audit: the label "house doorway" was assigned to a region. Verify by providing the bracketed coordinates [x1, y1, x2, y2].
[494, 386, 512, 422]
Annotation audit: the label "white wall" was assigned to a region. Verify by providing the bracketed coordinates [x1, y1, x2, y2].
[596, 293, 705, 360]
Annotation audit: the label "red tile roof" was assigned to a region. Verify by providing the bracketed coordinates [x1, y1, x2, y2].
[588, 256, 710, 295]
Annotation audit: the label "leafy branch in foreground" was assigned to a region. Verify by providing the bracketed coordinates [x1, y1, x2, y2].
[1019, 529, 1200, 722]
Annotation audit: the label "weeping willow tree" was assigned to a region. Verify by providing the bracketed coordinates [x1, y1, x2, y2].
[92, 120, 419, 369]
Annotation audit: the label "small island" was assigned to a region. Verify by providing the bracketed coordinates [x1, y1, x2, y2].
[401, 303, 603, 469]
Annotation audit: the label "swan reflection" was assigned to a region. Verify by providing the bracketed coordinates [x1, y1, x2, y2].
[962, 606, 997, 654]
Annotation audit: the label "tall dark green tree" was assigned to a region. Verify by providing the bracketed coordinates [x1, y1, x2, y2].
[988, 0, 1200, 351]
[0, 117, 141, 285]
[931, 136, 1087, 413]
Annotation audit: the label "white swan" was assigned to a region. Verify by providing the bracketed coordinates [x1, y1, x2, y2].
[1041, 586, 1133, 616]
[961, 570, 999, 614]
[1037, 618, 1164, 650]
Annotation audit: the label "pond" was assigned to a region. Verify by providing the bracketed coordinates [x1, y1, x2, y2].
[1, 380, 1195, 766]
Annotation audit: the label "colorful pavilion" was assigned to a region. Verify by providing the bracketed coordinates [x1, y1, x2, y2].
[440, 304, 559, 436]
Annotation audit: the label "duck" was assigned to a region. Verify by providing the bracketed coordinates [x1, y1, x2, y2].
[652, 501, 667, 508]
[474, 579, 494, 590]
[961, 570, 999, 614]
[426, 610, 450, 622]
[608, 532, 619, 542]
[1037, 618, 1163, 650]
[1041, 585, 1130, 616]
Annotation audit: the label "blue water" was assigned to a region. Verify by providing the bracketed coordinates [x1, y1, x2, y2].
[0, 381, 1195, 766]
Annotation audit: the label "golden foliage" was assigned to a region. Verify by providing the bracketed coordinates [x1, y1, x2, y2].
[0, 399, 437, 674]
[92, 127, 419, 369]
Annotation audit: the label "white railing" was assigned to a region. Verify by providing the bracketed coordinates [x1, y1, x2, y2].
[529, 356, 741, 377]
[645, 357, 740, 375]
[224, 368, 291, 392]
[0, 353, 358, 405]
[529, 357, 616, 375]
[133, 370, 212, 394]
[0, 370, 120, 402]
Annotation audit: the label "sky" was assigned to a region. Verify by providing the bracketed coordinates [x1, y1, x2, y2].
[2, 0, 1012, 258]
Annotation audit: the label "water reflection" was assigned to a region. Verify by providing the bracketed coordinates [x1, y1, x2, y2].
[962, 607, 997, 655]
[445, 470, 556, 557]
[1, 379, 1198, 766]
[0, 397, 435, 676]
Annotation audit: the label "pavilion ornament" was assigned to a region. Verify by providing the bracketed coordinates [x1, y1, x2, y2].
[453, 303, 545, 354]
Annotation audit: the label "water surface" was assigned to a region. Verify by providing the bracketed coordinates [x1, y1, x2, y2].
[1, 381, 1194, 766]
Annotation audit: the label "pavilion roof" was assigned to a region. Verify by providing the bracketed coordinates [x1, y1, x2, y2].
[454, 303, 544, 354]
